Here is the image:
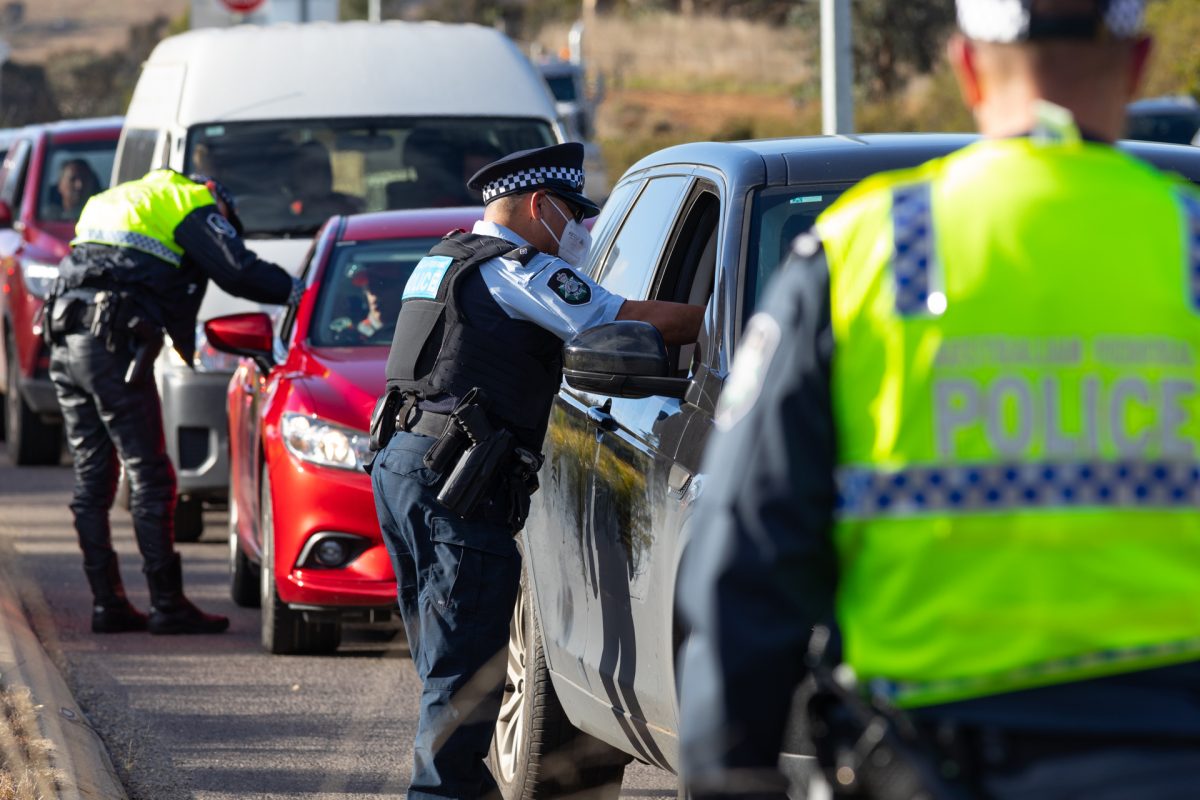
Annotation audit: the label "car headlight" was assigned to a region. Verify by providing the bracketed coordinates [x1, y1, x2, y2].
[281, 412, 371, 471]
[22, 261, 60, 299]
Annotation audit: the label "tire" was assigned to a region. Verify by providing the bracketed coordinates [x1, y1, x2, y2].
[490, 535, 629, 800]
[229, 488, 260, 608]
[5, 340, 62, 466]
[259, 464, 340, 655]
[174, 495, 205, 543]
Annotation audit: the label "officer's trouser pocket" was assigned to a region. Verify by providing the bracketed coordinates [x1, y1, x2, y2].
[426, 516, 516, 613]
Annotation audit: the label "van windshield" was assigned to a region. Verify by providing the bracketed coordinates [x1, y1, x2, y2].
[185, 117, 556, 238]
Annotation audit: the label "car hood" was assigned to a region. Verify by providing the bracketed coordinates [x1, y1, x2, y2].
[292, 346, 389, 433]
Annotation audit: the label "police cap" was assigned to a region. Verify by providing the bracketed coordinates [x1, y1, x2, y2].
[188, 173, 245, 235]
[957, 0, 1145, 43]
[466, 142, 601, 219]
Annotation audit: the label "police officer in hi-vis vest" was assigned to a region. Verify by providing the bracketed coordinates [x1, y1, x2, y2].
[678, 0, 1200, 797]
[371, 142, 703, 799]
[48, 170, 301, 636]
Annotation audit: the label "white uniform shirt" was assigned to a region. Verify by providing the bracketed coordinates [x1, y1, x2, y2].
[474, 220, 626, 341]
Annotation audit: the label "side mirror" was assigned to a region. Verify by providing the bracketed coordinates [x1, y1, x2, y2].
[563, 320, 689, 399]
[204, 312, 275, 372]
[0, 200, 14, 229]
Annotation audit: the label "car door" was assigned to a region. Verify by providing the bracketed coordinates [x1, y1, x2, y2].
[0, 137, 32, 385]
[581, 173, 726, 767]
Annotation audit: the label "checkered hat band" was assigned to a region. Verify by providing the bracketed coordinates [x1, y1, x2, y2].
[481, 166, 584, 202]
[957, 0, 1144, 42]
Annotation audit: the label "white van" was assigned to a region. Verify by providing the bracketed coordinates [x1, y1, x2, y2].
[115, 21, 563, 538]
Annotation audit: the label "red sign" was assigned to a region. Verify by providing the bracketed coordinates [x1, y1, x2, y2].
[219, 0, 266, 13]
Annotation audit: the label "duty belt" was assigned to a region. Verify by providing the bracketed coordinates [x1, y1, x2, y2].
[403, 408, 451, 439]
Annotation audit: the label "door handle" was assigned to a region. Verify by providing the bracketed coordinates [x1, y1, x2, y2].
[586, 405, 616, 431]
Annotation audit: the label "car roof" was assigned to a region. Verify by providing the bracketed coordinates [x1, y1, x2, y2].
[1128, 96, 1200, 115]
[337, 207, 484, 242]
[628, 133, 1200, 186]
[13, 116, 123, 142]
[136, 21, 557, 125]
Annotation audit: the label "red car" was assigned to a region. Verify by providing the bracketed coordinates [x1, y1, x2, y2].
[0, 117, 122, 465]
[206, 208, 483, 655]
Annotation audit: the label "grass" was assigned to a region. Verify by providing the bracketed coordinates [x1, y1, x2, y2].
[0, 684, 61, 800]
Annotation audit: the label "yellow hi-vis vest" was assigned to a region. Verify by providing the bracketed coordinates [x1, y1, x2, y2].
[72, 170, 218, 266]
[816, 136, 1200, 709]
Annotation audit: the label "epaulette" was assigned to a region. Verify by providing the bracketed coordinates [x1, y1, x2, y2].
[504, 245, 539, 266]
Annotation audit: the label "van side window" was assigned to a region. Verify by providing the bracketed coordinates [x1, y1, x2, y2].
[115, 129, 158, 184]
[594, 175, 690, 302]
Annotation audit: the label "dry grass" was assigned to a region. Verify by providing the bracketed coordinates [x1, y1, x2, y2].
[0, 685, 61, 800]
[5, 0, 187, 62]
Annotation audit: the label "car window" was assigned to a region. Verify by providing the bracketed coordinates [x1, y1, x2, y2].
[1126, 112, 1200, 146]
[308, 236, 441, 348]
[594, 175, 690, 301]
[582, 177, 640, 280]
[115, 128, 158, 185]
[1, 139, 31, 214]
[544, 74, 578, 103]
[651, 182, 720, 375]
[186, 117, 556, 239]
[36, 140, 116, 223]
[744, 184, 852, 313]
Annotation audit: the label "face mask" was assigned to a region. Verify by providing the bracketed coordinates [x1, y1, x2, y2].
[541, 196, 592, 268]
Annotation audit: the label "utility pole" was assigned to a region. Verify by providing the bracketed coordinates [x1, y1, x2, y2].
[821, 0, 854, 135]
[368, 0, 381, 22]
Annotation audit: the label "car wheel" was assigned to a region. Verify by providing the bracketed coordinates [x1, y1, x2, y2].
[259, 464, 340, 655]
[229, 487, 260, 608]
[490, 534, 629, 800]
[5, 339, 62, 466]
[174, 496, 205, 543]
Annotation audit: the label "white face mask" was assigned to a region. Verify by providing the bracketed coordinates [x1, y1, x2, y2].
[541, 195, 592, 268]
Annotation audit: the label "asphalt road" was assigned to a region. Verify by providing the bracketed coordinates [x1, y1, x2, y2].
[0, 442, 674, 800]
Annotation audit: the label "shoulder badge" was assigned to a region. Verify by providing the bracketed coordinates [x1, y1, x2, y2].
[206, 212, 238, 238]
[715, 312, 782, 431]
[548, 267, 591, 306]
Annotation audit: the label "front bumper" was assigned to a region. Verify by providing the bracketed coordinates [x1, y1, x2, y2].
[269, 449, 397, 610]
[159, 366, 232, 501]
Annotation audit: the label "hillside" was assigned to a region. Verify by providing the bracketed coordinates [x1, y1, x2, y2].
[3, 0, 187, 62]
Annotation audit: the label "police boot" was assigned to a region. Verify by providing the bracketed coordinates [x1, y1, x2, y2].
[145, 554, 229, 635]
[84, 559, 148, 634]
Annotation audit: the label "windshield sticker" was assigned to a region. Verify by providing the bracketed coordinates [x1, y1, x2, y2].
[548, 268, 592, 306]
[790, 195, 824, 204]
[403, 256, 453, 300]
[204, 125, 226, 137]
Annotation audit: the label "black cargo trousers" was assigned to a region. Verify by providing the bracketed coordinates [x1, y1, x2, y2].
[47, 326, 174, 575]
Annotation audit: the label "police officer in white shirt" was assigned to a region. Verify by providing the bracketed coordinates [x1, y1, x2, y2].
[371, 142, 702, 799]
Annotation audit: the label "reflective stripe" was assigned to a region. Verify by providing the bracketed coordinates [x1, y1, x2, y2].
[73, 228, 182, 266]
[836, 459, 1200, 519]
[1180, 191, 1200, 312]
[875, 636, 1200, 708]
[891, 182, 943, 316]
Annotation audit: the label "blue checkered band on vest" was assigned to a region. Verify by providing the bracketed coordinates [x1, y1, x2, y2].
[891, 182, 942, 316]
[481, 166, 585, 202]
[1180, 191, 1200, 312]
[76, 229, 182, 266]
[836, 458, 1200, 520]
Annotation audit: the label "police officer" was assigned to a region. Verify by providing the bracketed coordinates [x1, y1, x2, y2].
[48, 169, 301, 636]
[678, 0, 1200, 797]
[371, 142, 703, 799]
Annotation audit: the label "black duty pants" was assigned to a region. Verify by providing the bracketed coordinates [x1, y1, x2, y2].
[48, 330, 175, 574]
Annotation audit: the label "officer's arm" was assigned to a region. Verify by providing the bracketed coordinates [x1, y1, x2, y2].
[173, 207, 297, 305]
[616, 299, 704, 346]
[677, 240, 837, 798]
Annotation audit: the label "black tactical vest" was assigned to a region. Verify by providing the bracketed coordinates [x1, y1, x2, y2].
[384, 232, 564, 449]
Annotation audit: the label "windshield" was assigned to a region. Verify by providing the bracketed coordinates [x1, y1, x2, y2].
[185, 117, 556, 238]
[745, 185, 851, 312]
[37, 140, 116, 223]
[309, 236, 441, 348]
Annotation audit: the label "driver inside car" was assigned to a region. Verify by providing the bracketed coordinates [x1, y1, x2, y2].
[328, 260, 404, 344]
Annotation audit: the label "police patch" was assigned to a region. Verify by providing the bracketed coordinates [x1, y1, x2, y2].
[206, 212, 238, 238]
[715, 312, 782, 431]
[549, 268, 591, 306]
